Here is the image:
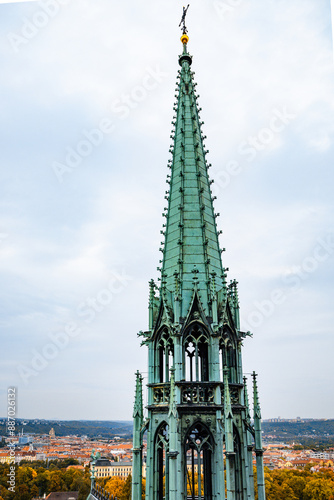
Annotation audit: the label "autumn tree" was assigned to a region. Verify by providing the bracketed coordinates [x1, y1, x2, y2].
[304, 478, 334, 500]
[105, 476, 125, 499]
[121, 474, 132, 500]
[32, 470, 50, 496]
[48, 470, 67, 492]
[16, 466, 37, 485]
[14, 484, 30, 500]
[30, 484, 39, 498]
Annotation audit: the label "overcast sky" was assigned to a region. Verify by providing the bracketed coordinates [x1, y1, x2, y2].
[0, 0, 333, 422]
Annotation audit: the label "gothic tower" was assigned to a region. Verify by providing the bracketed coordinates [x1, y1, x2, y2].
[132, 24, 266, 500]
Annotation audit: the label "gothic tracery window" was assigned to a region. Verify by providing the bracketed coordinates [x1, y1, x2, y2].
[184, 324, 209, 382]
[157, 329, 174, 383]
[155, 422, 169, 500]
[185, 422, 213, 500]
[219, 334, 237, 383]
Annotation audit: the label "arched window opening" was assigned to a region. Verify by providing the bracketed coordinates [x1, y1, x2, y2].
[157, 330, 174, 383]
[184, 324, 209, 382]
[185, 423, 213, 500]
[219, 337, 237, 383]
[155, 423, 169, 500]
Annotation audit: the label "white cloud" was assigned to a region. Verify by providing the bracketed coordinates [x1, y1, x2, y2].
[0, 0, 333, 420]
[0, 0, 37, 3]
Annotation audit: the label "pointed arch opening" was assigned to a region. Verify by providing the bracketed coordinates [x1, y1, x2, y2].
[156, 329, 174, 383]
[183, 324, 209, 382]
[154, 422, 169, 500]
[219, 331, 237, 383]
[185, 422, 213, 500]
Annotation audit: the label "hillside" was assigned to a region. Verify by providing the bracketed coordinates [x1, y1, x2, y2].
[0, 419, 133, 439]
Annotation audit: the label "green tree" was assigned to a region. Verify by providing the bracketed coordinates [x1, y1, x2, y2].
[48, 470, 67, 493]
[62, 458, 79, 467]
[70, 470, 90, 500]
[33, 470, 50, 496]
[30, 484, 39, 498]
[15, 484, 30, 500]
[63, 468, 76, 489]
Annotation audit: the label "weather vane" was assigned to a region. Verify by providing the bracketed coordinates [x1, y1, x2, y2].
[179, 4, 190, 34]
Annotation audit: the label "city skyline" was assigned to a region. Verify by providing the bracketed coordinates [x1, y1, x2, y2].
[0, 0, 333, 420]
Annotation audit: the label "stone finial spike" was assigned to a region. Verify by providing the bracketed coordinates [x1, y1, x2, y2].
[148, 279, 156, 330]
[252, 371, 261, 420]
[234, 279, 240, 308]
[169, 367, 177, 418]
[133, 370, 143, 420]
[223, 367, 233, 421]
[243, 376, 251, 422]
[223, 368, 234, 469]
[252, 372, 266, 499]
[210, 272, 218, 325]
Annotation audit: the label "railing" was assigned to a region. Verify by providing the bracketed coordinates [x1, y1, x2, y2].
[91, 485, 117, 500]
[152, 383, 171, 404]
[228, 385, 241, 406]
[180, 382, 215, 404]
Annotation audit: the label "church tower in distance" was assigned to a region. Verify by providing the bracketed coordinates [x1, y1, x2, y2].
[132, 20, 266, 500]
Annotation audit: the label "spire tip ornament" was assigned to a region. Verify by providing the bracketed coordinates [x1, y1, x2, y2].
[179, 4, 190, 43]
[181, 33, 189, 44]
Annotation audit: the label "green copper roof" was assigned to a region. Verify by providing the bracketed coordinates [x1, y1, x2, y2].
[160, 41, 224, 317]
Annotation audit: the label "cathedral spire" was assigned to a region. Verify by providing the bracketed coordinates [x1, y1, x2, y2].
[160, 30, 224, 319]
[132, 14, 266, 500]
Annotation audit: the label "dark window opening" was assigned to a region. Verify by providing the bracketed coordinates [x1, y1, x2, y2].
[184, 324, 209, 382]
[185, 423, 213, 500]
[155, 423, 169, 500]
[157, 331, 174, 383]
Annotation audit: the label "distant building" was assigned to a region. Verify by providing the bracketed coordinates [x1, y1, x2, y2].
[46, 493, 78, 500]
[310, 451, 334, 460]
[19, 435, 33, 445]
[49, 428, 56, 439]
[90, 457, 145, 479]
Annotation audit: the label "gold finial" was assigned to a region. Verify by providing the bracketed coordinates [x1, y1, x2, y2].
[181, 34, 189, 44]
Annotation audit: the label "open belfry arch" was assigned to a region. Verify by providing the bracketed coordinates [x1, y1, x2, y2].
[132, 9, 266, 500]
